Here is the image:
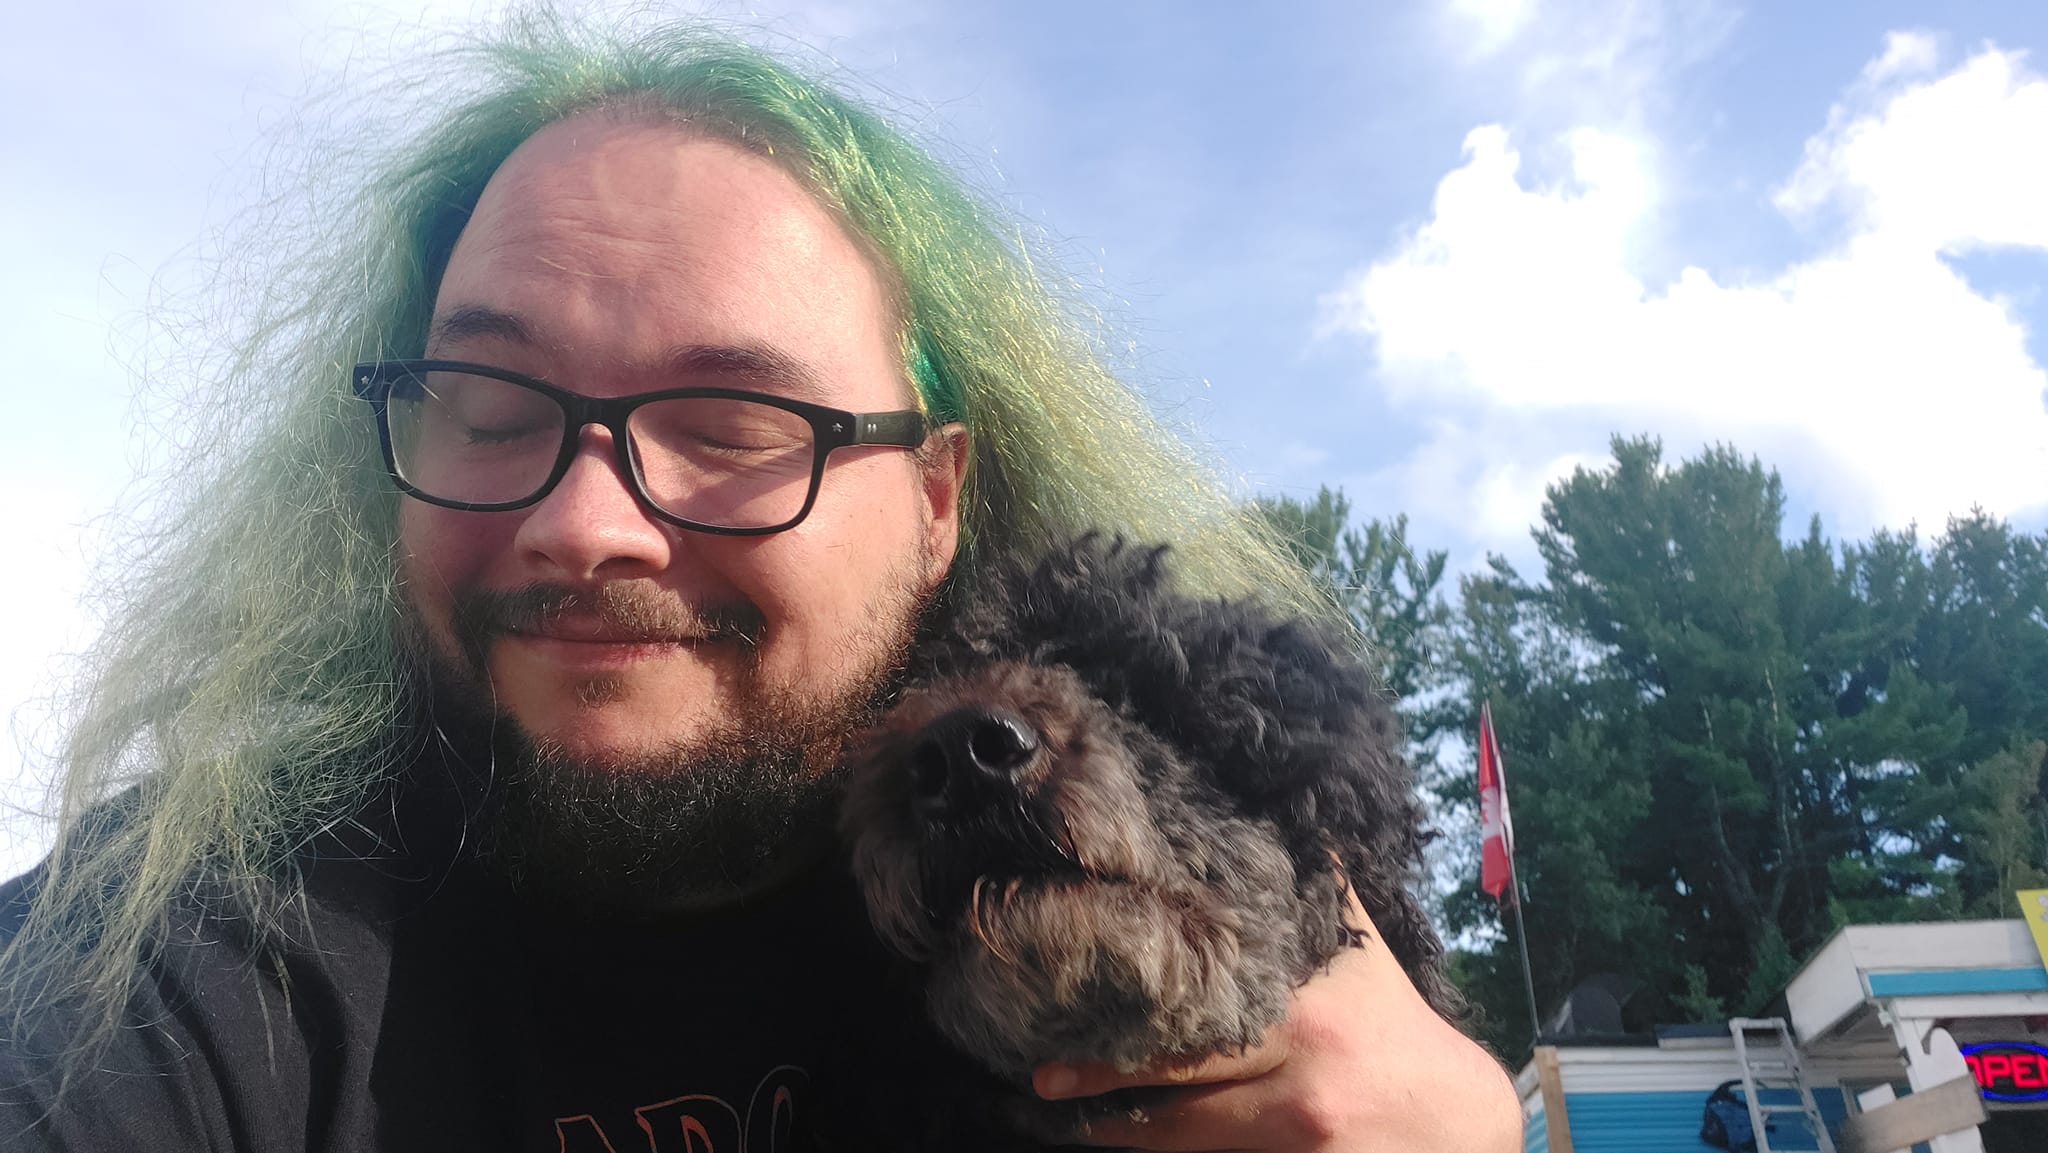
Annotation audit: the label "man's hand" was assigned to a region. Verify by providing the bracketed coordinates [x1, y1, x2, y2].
[1031, 894, 1522, 1152]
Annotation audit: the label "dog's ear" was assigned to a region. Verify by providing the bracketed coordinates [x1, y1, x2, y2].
[1149, 608, 1413, 841]
[1125, 603, 1455, 1012]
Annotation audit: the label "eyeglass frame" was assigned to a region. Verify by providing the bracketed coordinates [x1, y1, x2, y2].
[352, 358, 933, 537]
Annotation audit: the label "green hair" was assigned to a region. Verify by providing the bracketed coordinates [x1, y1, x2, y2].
[3, 13, 1325, 1065]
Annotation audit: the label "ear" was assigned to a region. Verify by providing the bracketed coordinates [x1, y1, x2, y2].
[916, 422, 971, 592]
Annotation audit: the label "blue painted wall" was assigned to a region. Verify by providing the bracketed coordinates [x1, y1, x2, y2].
[1533, 1087, 1849, 1152]
[1864, 967, 2048, 996]
[1523, 1104, 1549, 1153]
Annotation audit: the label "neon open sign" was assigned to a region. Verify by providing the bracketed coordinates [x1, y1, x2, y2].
[1961, 1041, 2048, 1102]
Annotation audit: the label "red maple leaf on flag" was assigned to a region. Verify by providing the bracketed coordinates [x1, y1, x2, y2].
[1478, 702, 1516, 905]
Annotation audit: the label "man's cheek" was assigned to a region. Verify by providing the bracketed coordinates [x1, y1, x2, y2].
[397, 507, 500, 611]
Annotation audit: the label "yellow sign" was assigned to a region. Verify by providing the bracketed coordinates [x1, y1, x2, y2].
[2021, 889, 2048, 974]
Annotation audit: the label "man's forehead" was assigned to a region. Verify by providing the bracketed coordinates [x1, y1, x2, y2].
[425, 302, 839, 403]
[427, 111, 909, 407]
[461, 115, 829, 265]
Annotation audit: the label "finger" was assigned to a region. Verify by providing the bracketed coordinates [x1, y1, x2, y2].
[1033, 1036, 1289, 1100]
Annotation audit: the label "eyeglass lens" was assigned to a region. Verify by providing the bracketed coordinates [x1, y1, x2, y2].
[384, 368, 818, 529]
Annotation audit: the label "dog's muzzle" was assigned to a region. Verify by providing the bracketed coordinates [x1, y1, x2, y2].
[910, 706, 1041, 819]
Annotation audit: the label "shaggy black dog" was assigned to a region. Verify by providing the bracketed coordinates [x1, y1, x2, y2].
[838, 535, 1456, 1137]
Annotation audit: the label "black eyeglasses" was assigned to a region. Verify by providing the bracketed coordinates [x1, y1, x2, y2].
[353, 359, 931, 536]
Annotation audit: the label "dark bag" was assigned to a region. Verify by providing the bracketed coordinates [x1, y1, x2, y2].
[1700, 1080, 1758, 1151]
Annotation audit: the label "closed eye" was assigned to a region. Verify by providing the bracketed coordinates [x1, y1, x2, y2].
[463, 421, 552, 446]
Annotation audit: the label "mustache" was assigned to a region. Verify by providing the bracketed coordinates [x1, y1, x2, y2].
[450, 582, 767, 667]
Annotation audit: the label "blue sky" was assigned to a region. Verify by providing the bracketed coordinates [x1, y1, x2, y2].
[5, 0, 2048, 869]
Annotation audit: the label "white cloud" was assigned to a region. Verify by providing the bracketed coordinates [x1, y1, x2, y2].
[1452, 0, 1539, 55]
[1445, 0, 1737, 133]
[1778, 43, 2048, 254]
[1326, 37, 2048, 550]
[1322, 124, 1658, 407]
[1364, 422, 1597, 551]
[1862, 29, 1941, 86]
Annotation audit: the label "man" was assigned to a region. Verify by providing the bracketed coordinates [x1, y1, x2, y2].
[0, 18, 1518, 1152]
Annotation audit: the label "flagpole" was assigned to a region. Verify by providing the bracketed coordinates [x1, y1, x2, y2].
[1509, 860, 1542, 1053]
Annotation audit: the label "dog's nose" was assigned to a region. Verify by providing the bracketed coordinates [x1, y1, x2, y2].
[912, 707, 1041, 809]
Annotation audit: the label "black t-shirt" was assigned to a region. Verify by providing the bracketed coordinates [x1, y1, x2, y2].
[0, 830, 942, 1152]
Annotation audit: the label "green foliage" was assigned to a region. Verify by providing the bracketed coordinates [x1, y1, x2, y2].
[1266, 439, 2048, 1059]
[1251, 487, 1449, 701]
[1739, 925, 1799, 1017]
[1952, 741, 2048, 913]
[1673, 964, 1726, 1024]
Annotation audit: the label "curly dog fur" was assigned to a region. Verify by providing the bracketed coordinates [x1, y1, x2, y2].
[840, 535, 1457, 1096]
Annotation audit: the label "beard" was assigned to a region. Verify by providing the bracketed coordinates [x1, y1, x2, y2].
[410, 567, 934, 914]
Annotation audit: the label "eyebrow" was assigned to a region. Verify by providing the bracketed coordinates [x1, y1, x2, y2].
[661, 343, 833, 403]
[428, 304, 533, 349]
[427, 304, 835, 403]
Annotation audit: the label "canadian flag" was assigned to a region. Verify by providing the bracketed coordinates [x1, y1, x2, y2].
[1478, 701, 1516, 905]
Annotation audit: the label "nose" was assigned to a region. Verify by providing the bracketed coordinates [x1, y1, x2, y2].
[511, 424, 672, 581]
[911, 707, 1041, 812]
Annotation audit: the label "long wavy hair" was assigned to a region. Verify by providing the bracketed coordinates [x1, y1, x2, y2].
[3, 13, 1325, 1064]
